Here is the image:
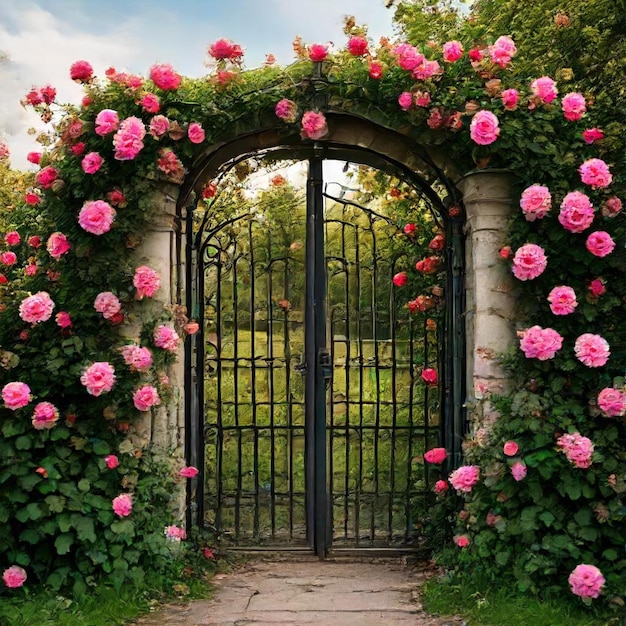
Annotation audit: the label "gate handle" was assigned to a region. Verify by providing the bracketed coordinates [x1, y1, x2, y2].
[318, 350, 332, 383]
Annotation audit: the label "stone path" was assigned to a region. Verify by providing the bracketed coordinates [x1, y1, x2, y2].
[133, 556, 466, 625]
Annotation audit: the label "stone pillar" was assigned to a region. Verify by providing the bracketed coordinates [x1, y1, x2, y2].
[457, 170, 516, 428]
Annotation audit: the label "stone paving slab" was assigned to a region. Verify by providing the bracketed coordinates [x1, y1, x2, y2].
[133, 556, 466, 626]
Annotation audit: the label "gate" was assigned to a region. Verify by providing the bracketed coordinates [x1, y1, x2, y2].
[186, 153, 462, 556]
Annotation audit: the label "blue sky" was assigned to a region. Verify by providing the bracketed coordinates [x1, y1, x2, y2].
[0, 0, 397, 168]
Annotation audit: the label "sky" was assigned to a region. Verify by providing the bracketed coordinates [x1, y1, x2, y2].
[0, 0, 398, 170]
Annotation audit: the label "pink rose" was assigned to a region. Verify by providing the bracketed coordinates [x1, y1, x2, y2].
[81, 362, 116, 396]
[579, 158, 612, 188]
[121, 345, 153, 372]
[133, 265, 160, 299]
[28, 235, 41, 248]
[275, 99, 298, 123]
[427, 108, 444, 129]
[2, 565, 27, 589]
[559, 191, 594, 233]
[511, 243, 547, 281]
[489, 36, 516, 67]
[398, 91, 413, 111]
[442, 40, 463, 62]
[582, 128, 604, 144]
[454, 535, 470, 548]
[149, 115, 170, 138]
[47, 232, 70, 259]
[187, 122, 205, 144]
[412, 59, 441, 81]
[421, 368, 438, 385]
[511, 462, 527, 481]
[149, 63, 181, 90]
[94, 292, 121, 320]
[433, 480, 448, 494]
[597, 388, 626, 418]
[19, 291, 55, 324]
[501, 88, 519, 110]
[157, 148, 184, 178]
[568, 564, 605, 599]
[574, 333, 610, 367]
[347, 36, 368, 56]
[94, 109, 119, 136]
[424, 447, 447, 464]
[71, 142, 86, 156]
[557, 432, 594, 468]
[35, 166, 58, 189]
[25, 191, 41, 206]
[520, 325, 563, 360]
[368, 61, 383, 79]
[449, 465, 480, 492]
[179, 466, 199, 478]
[602, 196, 622, 218]
[55, 311, 72, 328]
[392, 272, 408, 287]
[2, 381, 31, 410]
[113, 116, 146, 161]
[308, 43, 328, 62]
[0, 142, 8, 160]
[561, 92, 586, 121]
[392, 43, 424, 72]
[520, 184, 551, 221]
[112, 493, 133, 517]
[105, 454, 119, 469]
[414, 91, 431, 107]
[208, 38, 243, 61]
[469, 110, 500, 145]
[184, 321, 199, 335]
[4, 231, 20, 246]
[0, 251, 16, 266]
[81, 152, 103, 175]
[547, 285, 578, 315]
[70, 60, 93, 82]
[301, 111, 328, 140]
[32, 401, 59, 430]
[139, 93, 160, 113]
[588, 279, 605, 298]
[106, 188, 126, 208]
[586, 231, 615, 258]
[503, 441, 519, 456]
[24, 264, 37, 276]
[78, 200, 116, 235]
[133, 385, 160, 411]
[154, 324, 180, 352]
[530, 76, 558, 103]
[26, 151, 41, 164]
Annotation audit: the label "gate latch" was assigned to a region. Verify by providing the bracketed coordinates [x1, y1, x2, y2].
[318, 350, 332, 382]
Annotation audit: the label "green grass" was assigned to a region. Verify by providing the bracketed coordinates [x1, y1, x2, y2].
[422, 574, 624, 626]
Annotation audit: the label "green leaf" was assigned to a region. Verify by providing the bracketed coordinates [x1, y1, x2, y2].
[73, 516, 96, 543]
[15, 435, 32, 450]
[538, 511, 555, 527]
[26, 502, 43, 520]
[54, 533, 75, 555]
[57, 513, 71, 533]
[110, 520, 135, 536]
[50, 426, 70, 441]
[19, 528, 41, 544]
[563, 481, 581, 500]
[91, 440, 109, 455]
[45, 495, 66, 513]
[77, 478, 91, 492]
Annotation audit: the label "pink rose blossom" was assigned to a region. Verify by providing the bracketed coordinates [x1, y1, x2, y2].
[105, 454, 119, 469]
[95, 109, 119, 136]
[78, 200, 115, 235]
[2, 565, 27, 588]
[574, 333, 610, 367]
[187, 122, 205, 144]
[179, 466, 199, 478]
[368, 60, 383, 79]
[28, 235, 41, 248]
[568, 564, 605, 599]
[412, 59, 441, 81]
[597, 387, 626, 418]
[531, 76, 558, 103]
[164, 525, 187, 542]
[71, 142, 85, 157]
[46, 232, 70, 259]
[511, 462, 527, 481]
[602, 196, 622, 218]
[398, 91, 413, 111]
[427, 108, 444, 129]
[81, 362, 116, 396]
[579, 158, 612, 188]
[1, 251, 16, 265]
[157, 148, 184, 178]
[588, 279, 605, 298]
[26, 151, 42, 164]
[424, 448, 447, 464]
[2, 382, 31, 410]
[149, 115, 170, 138]
[558, 191, 594, 232]
[449, 465, 480, 492]
[139, 93, 160, 113]
[81, 151, 103, 174]
[0, 142, 9, 160]
[112, 493, 132, 517]
[32, 401, 59, 430]
[586, 231, 615, 258]
[547, 286, 578, 315]
[94, 291, 121, 319]
[421, 368, 438, 385]
[392, 272, 408, 287]
[133, 265, 160, 299]
[275, 99, 298, 123]
[133, 385, 161, 411]
[414, 91, 431, 107]
[25, 191, 41, 206]
[208, 38, 243, 62]
[149, 63, 181, 90]
[454, 535, 470, 548]
[433, 480, 448, 494]
[561, 92, 586, 121]
[4, 231, 20, 245]
[55, 311, 72, 328]
[308, 43, 328, 62]
[489, 36, 516, 67]
[442, 40, 463, 62]
[70, 60, 93, 82]
[24, 264, 37, 276]
[501, 88, 519, 110]
[520, 325, 563, 360]
[19, 291, 55, 324]
[557, 432, 594, 468]
[35, 166, 58, 189]
[347, 36, 368, 56]
[520, 184, 551, 221]
[154, 324, 180, 352]
[301, 111, 328, 140]
[121, 344, 153, 372]
[392, 43, 424, 71]
[511, 243, 547, 281]
[503, 441, 519, 456]
[582, 128, 604, 144]
[113, 116, 146, 161]
[470, 110, 500, 145]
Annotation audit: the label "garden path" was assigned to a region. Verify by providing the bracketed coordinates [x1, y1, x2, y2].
[132, 556, 466, 625]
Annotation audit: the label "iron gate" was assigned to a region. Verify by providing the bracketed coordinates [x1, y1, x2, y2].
[186, 155, 458, 556]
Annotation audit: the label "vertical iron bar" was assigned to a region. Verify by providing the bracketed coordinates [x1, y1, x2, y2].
[214, 257, 224, 534]
[342, 223, 350, 542]
[268, 259, 276, 540]
[370, 217, 379, 546]
[283, 260, 294, 541]
[389, 261, 398, 543]
[355, 224, 363, 546]
[249, 220, 260, 540]
[233, 251, 241, 540]
[404, 316, 416, 543]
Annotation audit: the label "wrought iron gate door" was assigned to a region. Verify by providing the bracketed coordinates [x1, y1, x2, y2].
[192, 156, 442, 556]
